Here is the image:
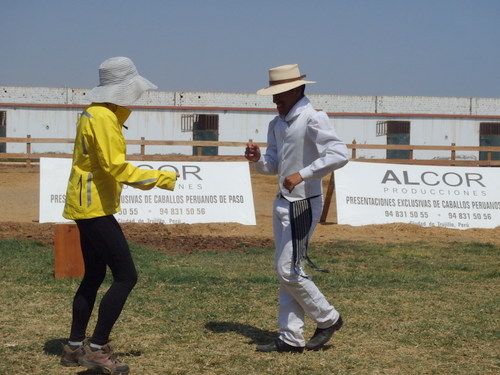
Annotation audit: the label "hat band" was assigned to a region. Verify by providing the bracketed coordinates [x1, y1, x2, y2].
[269, 75, 306, 86]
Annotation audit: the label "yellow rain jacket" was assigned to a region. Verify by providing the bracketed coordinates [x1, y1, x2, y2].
[63, 103, 177, 220]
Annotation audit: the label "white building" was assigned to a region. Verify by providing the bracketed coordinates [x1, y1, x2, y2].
[1, 86, 499, 160]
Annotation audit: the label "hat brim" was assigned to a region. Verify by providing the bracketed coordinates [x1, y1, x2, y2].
[86, 75, 158, 106]
[257, 79, 315, 96]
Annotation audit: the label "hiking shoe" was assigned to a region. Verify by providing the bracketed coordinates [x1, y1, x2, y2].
[256, 338, 304, 353]
[79, 342, 130, 375]
[60, 342, 85, 367]
[306, 315, 343, 350]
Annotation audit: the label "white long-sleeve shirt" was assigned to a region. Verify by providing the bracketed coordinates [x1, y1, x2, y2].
[255, 96, 349, 201]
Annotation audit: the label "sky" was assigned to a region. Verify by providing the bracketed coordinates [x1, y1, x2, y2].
[1, 0, 499, 98]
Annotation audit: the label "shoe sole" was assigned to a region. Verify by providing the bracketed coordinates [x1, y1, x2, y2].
[60, 358, 80, 367]
[256, 347, 304, 353]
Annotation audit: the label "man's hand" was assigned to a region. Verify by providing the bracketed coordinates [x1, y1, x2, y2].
[245, 142, 261, 162]
[283, 172, 303, 193]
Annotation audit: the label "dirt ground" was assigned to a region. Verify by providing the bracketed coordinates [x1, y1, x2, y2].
[0, 163, 499, 253]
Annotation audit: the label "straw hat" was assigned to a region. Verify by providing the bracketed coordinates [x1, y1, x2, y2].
[257, 64, 316, 96]
[86, 57, 158, 106]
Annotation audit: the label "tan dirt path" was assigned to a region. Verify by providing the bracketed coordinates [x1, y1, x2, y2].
[0, 164, 498, 253]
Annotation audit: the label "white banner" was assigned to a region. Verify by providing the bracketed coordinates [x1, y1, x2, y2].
[39, 158, 256, 225]
[335, 162, 500, 229]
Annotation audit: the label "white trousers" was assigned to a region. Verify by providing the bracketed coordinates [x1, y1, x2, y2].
[273, 195, 339, 347]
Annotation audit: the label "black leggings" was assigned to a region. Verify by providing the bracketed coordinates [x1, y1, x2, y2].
[69, 215, 137, 345]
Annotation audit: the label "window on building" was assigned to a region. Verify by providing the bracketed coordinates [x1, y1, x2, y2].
[182, 114, 219, 133]
[479, 122, 500, 161]
[181, 114, 196, 132]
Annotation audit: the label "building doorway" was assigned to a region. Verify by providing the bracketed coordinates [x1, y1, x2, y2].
[181, 114, 219, 156]
[479, 122, 500, 161]
[0, 111, 6, 153]
[377, 120, 411, 159]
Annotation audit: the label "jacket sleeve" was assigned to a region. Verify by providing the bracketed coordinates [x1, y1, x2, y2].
[88, 111, 177, 191]
[299, 111, 349, 180]
[254, 118, 279, 175]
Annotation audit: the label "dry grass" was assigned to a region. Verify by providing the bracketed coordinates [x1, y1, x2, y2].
[0, 239, 498, 374]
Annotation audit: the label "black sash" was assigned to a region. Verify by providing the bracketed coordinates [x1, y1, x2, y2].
[289, 196, 330, 274]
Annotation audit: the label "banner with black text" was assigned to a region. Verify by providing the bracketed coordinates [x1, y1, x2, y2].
[39, 158, 256, 225]
[335, 162, 499, 229]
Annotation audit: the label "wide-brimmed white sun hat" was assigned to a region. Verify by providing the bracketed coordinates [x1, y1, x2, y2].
[86, 57, 158, 106]
[257, 64, 316, 96]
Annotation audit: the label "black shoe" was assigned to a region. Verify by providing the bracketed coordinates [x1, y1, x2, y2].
[256, 339, 304, 353]
[306, 315, 343, 350]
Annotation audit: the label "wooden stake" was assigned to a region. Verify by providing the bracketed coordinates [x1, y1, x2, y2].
[54, 224, 84, 279]
[320, 172, 335, 223]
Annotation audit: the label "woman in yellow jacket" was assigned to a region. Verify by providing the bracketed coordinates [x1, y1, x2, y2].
[61, 57, 177, 375]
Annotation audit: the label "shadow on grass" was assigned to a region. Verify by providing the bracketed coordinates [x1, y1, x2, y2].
[205, 322, 336, 351]
[205, 321, 276, 345]
[43, 338, 67, 356]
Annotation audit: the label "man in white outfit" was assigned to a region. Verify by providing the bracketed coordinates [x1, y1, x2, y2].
[245, 64, 349, 353]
